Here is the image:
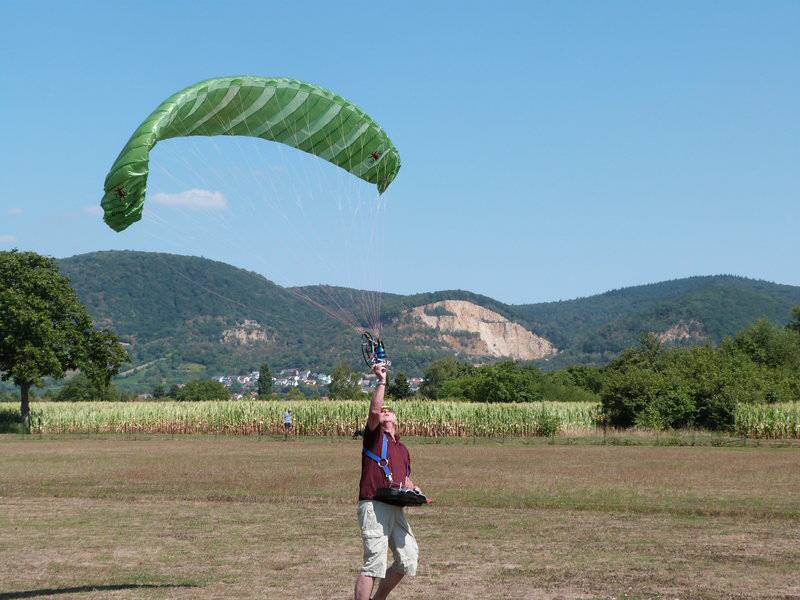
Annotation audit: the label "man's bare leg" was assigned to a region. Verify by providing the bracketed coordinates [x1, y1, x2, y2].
[354, 574, 375, 600]
[372, 568, 404, 600]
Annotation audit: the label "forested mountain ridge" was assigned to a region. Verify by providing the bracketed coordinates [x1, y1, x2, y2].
[55, 251, 800, 389]
[57, 251, 357, 385]
[514, 275, 800, 363]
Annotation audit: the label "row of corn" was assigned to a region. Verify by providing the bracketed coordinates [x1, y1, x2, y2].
[2, 401, 798, 438]
[2, 400, 597, 437]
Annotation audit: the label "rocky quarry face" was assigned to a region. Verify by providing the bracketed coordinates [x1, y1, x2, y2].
[221, 320, 269, 346]
[653, 320, 706, 344]
[401, 300, 556, 360]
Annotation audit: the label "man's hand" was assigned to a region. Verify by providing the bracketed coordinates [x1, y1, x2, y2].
[411, 485, 432, 504]
[372, 363, 387, 384]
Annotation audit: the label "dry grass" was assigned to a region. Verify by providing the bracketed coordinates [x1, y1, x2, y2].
[1, 435, 799, 599]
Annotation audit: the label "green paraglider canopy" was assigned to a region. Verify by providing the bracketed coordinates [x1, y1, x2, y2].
[101, 76, 401, 232]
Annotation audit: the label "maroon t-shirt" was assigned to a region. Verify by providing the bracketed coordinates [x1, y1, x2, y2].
[358, 424, 411, 501]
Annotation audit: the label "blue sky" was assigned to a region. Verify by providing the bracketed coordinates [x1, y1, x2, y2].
[1, 1, 798, 304]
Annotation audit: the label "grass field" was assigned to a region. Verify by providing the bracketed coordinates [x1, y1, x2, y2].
[1, 434, 798, 599]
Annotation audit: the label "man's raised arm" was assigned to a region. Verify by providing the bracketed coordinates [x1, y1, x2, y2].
[366, 363, 388, 430]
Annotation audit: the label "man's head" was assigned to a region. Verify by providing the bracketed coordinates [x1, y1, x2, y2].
[379, 406, 397, 435]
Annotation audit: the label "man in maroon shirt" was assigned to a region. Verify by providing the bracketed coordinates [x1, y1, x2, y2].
[354, 363, 427, 600]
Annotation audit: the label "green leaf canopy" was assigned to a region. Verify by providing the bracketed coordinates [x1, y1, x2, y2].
[101, 76, 401, 232]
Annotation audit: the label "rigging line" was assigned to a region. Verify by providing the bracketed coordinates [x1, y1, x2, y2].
[153, 129, 346, 327]
[281, 105, 374, 329]
[268, 103, 365, 312]
[226, 96, 346, 281]
[156, 116, 305, 276]
[233, 98, 371, 330]
[164, 259, 362, 334]
[150, 147, 241, 247]
[310, 110, 383, 331]
[238, 126, 363, 330]
[372, 198, 388, 332]
[285, 285, 366, 333]
[149, 155, 284, 292]
[145, 166, 256, 270]
[237, 140, 369, 333]
[143, 182, 366, 335]
[147, 95, 383, 334]
[161, 96, 267, 243]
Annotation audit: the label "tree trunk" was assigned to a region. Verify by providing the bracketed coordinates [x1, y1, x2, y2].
[20, 382, 30, 423]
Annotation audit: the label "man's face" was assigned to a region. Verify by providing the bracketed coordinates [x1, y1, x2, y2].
[380, 409, 397, 432]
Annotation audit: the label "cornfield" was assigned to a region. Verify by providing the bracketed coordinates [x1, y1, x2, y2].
[0, 400, 599, 437]
[2, 401, 799, 438]
[733, 402, 800, 439]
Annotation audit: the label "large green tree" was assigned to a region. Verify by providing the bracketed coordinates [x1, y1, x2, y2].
[175, 379, 230, 401]
[257, 362, 273, 397]
[328, 363, 362, 400]
[388, 371, 413, 399]
[56, 373, 119, 402]
[420, 358, 475, 399]
[0, 250, 127, 419]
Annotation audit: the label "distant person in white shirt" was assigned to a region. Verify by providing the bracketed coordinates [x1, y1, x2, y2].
[282, 409, 293, 440]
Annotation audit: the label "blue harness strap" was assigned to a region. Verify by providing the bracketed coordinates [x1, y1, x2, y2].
[363, 433, 393, 482]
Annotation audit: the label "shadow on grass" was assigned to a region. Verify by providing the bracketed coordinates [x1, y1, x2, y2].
[0, 583, 197, 599]
[0, 408, 27, 434]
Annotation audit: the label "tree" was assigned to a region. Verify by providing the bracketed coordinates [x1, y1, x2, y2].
[328, 362, 362, 400]
[151, 383, 166, 398]
[257, 362, 273, 397]
[175, 379, 229, 401]
[420, 358, 475, 399]
[552, 364, 605, 394]
[56, 373, 118, 402]
[440, 361, 545, 403]
[82, 329, 128, 389]
[735, 320, 800, 370]
[388, 371, 412, 399]
[286, 386, 305, 401]
[787, 306, 800, 334]
[0, 250, 127, 420]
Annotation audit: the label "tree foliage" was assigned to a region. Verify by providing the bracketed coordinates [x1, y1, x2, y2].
[328, 362, 362, 400]
[56, 373, 119, 402]
[0, 250, 127, 417]
[257, 362, 273, 397]
[423, 360, 599, 404]
[175, 379, 229, 401]
[286, 386, 305, 401]
[416, 308, 800, 432]
[420, 358, 475, 399]
[788, 306, 800, 334]
[600, 320, 800, 431]
[388, 371, 412, 399]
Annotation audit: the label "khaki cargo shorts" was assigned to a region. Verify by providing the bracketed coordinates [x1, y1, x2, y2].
[357, 500, 419, 578]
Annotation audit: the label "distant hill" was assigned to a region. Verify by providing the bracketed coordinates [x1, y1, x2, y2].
[57, 251, 357, 390]
[513, 276, 800, 364]
[54, 251, 800, 391]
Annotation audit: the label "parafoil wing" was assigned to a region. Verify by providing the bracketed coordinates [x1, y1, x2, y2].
[101, 76, 401, 232]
